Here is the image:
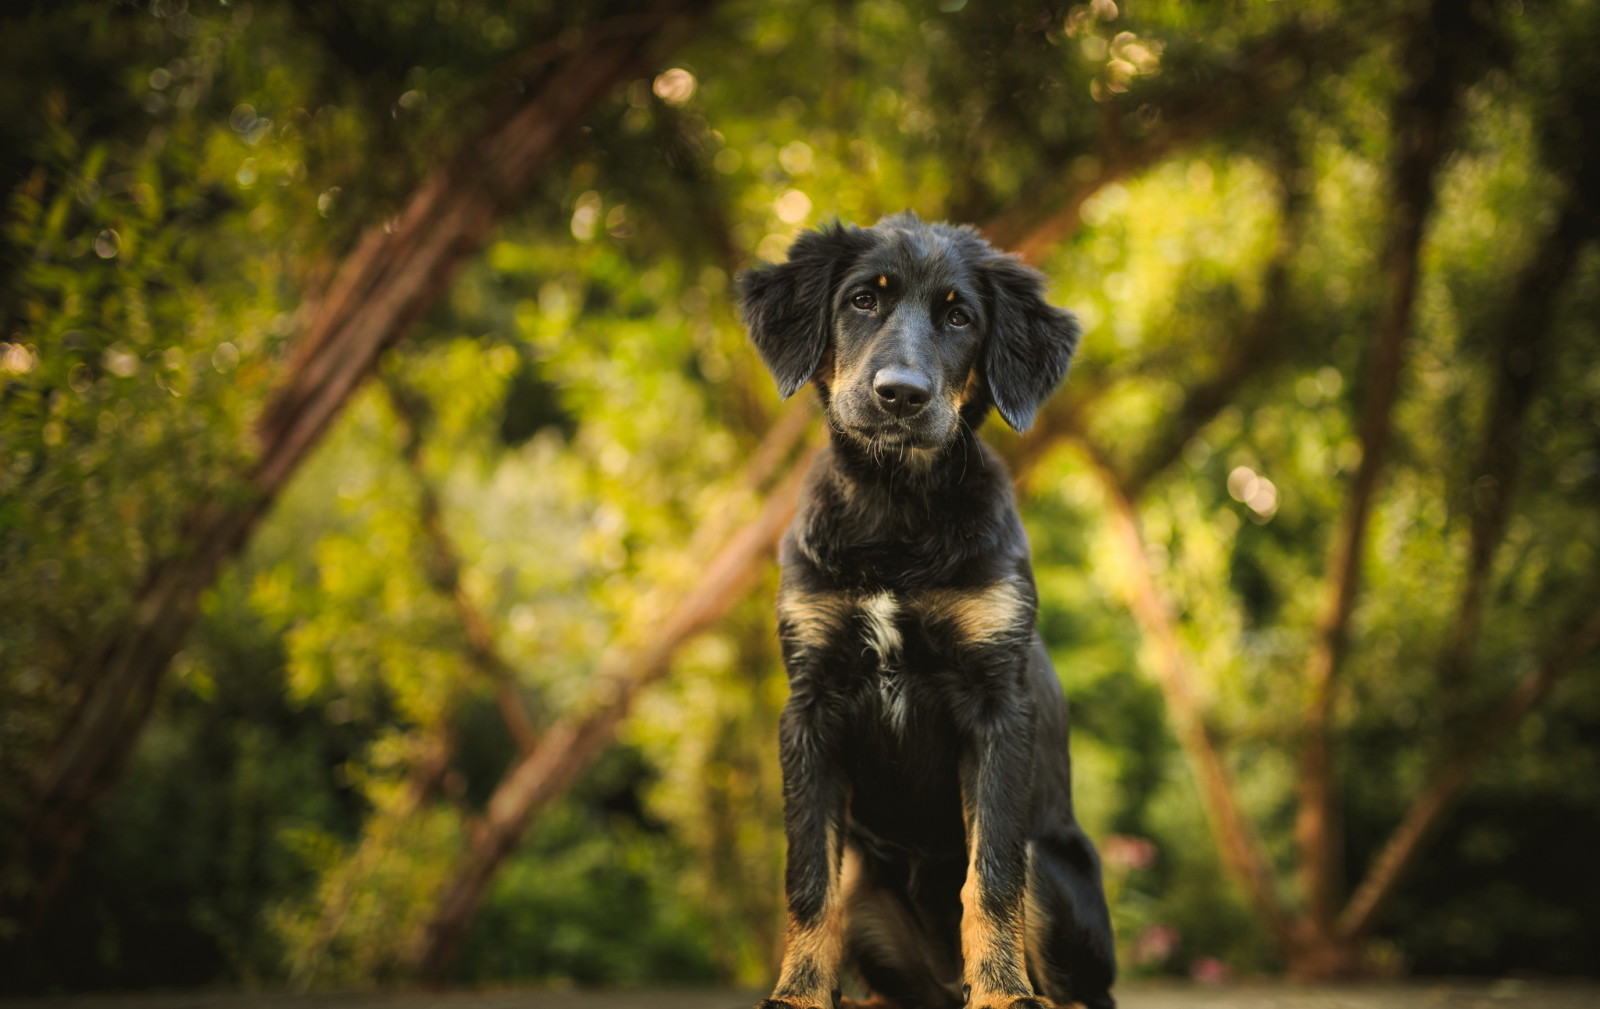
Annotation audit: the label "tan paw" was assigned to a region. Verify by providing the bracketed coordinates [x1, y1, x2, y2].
[969, 996, 1054, 1009]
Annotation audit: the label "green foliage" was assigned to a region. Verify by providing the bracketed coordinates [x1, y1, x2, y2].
[14, 572, 359, 987]
[458, 751, 723, 985]
[4, 0, 1600, 993]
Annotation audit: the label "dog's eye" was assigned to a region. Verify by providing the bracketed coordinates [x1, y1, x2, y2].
[851, 292, 877, 311]
[947, 307, 971, 327]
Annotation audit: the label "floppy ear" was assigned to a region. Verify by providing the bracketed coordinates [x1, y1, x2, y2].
[982, 255, 1081, 432]
[738, 223, 872, 399]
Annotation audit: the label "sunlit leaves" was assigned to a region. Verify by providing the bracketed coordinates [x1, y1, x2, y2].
[7, 0, 1600, 989]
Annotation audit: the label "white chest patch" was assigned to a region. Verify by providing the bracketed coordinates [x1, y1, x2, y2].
[858, 592, 908, 734]
[858, 592, 902, 663]
[878, 672, 909, 736]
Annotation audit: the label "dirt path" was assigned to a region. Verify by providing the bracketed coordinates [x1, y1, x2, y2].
[5, 981, 1598, 1009]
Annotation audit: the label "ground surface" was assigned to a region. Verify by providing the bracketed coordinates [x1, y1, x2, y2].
[5, 982, 1598, 1009]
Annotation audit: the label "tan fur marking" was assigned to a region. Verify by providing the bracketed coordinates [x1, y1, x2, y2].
[918, 581, 1030, 646]
[959, 855, 988, 972]
[773, 825, 848, 1006]
[947, 289, 957, 302]
[878, 274, 888, 287]
[953, 367, 983, 412]
[777, 912, 845, 1000]
[778, 589, 854, 651]
[960, 826, 1034, 1008]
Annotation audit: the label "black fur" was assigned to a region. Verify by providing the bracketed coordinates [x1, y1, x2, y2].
[980, 256, 1080, 432]
[741, 223, 881, 400]
[740, 214, 1115, 1009]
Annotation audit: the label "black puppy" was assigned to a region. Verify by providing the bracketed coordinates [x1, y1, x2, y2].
[739, 213, 1116, 1009]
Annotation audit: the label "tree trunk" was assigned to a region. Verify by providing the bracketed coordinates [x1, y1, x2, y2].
[387, 379, 541, 757]
[11, 0, 709, 920]
[1063, 166, 1310, 959]
[1436, 196, 1590, 712]
[1294, 0, 1479, 950]
[1337, 605, 1600, 945]
[1085, 440, 1296, 952]
[1330, 189, 1598, 947]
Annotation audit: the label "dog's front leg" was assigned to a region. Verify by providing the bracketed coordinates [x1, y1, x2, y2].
[960, 708, 1047, 1009]
[761, 694, 849, 1009]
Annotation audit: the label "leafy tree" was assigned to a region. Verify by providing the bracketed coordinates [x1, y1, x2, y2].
[3, 0, 1598, 992]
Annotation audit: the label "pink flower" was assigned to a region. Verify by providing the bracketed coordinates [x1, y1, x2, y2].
[1101, 834, 1157, 872]
[1190, 957, 1233, 984]
[1131, 923, 1179, 965]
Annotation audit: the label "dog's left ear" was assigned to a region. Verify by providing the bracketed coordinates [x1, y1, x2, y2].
[982, 255, 1081, 432]
[739, 223, 873, 399]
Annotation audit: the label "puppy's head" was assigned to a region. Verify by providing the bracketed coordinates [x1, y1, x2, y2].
[739, 212, 1079, 451]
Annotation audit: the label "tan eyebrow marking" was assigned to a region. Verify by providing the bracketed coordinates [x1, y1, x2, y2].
[946, 289, 956, 302]
[878, 275, 888, 287]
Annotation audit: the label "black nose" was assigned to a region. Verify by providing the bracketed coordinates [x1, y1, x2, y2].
[873, 367, 931, 418]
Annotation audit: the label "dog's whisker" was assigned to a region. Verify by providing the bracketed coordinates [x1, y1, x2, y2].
[955, 416, 972, 484]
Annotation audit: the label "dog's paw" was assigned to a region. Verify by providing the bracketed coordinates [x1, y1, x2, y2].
[970, 997, 1054, 1009]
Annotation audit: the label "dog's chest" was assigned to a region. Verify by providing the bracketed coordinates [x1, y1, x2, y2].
[779, 580, 1029, 738]
[778, 587, 926, 720]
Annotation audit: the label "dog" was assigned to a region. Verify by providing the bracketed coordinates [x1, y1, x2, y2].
[738, 213, 1116, 1009]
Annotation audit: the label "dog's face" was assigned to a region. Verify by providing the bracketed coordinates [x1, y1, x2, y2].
[740, 212, 1080, 447]
[824, 230, 987, 452]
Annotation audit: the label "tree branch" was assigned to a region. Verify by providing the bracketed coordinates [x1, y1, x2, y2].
[983, 14, 1368, 264]
[1330, 186, 1595, 943]
[1125, 155, 1309, 500]
[1295, 0, 1477, 932]
[1077, 433, 1296, 951]
[288, 728, 455, 989]
[684, 396, 815, 561]
[385, 378, 541, 757]
[1337, 599, 1600, 942]
[1009, 145, 1308, 499]
[995, 61, 1320, 479]
[1438, 195, 1592, 704]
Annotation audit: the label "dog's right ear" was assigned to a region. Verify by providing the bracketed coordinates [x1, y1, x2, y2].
[738, 223, 872, 399]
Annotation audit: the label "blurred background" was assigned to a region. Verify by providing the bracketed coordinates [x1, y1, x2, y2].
[2, 0, 1598, 994]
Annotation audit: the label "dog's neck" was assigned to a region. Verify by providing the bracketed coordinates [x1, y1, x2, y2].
[793, 418, 1018, 582]
[823, 418, 994, 503]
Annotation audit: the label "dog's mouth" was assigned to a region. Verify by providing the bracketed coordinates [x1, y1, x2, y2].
[840, 418, 955, 453]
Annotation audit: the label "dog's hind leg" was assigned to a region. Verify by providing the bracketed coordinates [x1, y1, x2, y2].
[851, 889, 960, 1009]
[844, 861, 963, 1009]
[1024, 831, 1116, 1009]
